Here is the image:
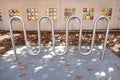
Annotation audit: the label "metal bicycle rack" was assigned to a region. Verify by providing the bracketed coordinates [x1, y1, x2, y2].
[37, 16, 55, 55]
[98, 16, 110, 60]
[9, 16, 28, 61]
[9, 15, 110, 61]
[9, 16, 55, 60]
[27, 16, 55, 55]
[79, 15, 110, 60]
[55, 15, 83, 56]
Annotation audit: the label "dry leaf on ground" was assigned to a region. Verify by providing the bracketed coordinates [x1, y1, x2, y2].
[20, 73, 26, 77]
[19, 65, 27, 70]
[17, 61, 22, 66]
[87, 68, 94, 71]
[65, 64, 70, 66]
[75, 75, 83, 80]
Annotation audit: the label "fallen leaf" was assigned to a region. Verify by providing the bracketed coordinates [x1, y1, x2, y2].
[65, 64, 70, 66]
[19, 65, 27, 70]
[17, 61, 22, 66]
[20, 73, 26, 77]
[87, 68, 94, 71]
[115, 64, 120, 71]
[75, 75, 83, 80]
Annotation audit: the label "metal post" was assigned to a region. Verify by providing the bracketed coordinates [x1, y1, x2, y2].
[55, 15, 82, 55]
[79, 16, 110, 58]
[9, 16, 26, 61]
[100, 16, 110, 61]
[36, 16, 55, 55]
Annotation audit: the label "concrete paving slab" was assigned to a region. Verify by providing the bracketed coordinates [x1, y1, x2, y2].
[0, 46, 120, 80]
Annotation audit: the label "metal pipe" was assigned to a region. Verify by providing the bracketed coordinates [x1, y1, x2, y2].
[55, 15, 82, 55]
[9, 16, 26, 61]
[100, 16, 110, 61]
[79, 16, 110, 56]
[37, 16, 55, 55]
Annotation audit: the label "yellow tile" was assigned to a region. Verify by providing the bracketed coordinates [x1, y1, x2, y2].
[83, 15, 86, 19]
[46, 9, 49, 12]
[91, 12, 94, 16]
[17, 13, 20, 16]
[54, 13, 57, 16]
[105, 8, 108, 11]
[9, 9, 12, 12]
[46, 12, 49, 16]
[34, 8, 38, 12]
[68, 9, 71, 11]
[13, 13, 16, 16]
[31, 9, 34, 12]
[53, 16, 57, 20]
[32, 17, 35, 20]
[65, 8, 68, 12]
[83, 12, 86, 16]
[72, 8, 76, 12]
[35, 16, 39, 20]
[101, 8, 105, 12]
[90, 8, 94, 12]
[87, 8, 90, 11]
[86, 16, 90, 20]
[28, 13, 31, 16]
[35, 13, 38, 16]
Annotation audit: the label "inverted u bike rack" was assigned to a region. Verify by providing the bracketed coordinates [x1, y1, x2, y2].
[9, 16, 55, 60]
[79, 15, 110, 60]
[97, 16, 110, 60]
[9, 16, 27, 61]
[26, 16, 55, 55]
[37, 16, 55, 55]
[56, 15, 82, 55]
[9, 16, 110, 61]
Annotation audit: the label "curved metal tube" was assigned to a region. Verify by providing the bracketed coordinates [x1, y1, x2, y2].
[100, 16, 110, 61]
[79, 16, 110, 56]
[9, 16, 27, 61]
[37, 16, 55, 55]
[56, 16, 82, 55]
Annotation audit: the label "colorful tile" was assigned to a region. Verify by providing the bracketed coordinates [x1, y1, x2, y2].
[26, 8, 38, 20]
[64, 8, 76, 19]
[83, 8, 94, 20]
[101, 8, 112, 19]
[8, 9, 20, 17]
[0, 11, 3, 21]
[46, 8, 57, 20]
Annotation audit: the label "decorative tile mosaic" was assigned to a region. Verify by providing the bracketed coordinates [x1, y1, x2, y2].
[26, 8, 38, 20]
[83, 8, 94, 20]
[8, 9, 20, 17]
[46, 8, 57, 20]
[0, 11, 2, 21]
[101, 8, 112, 19]
[64, 8, 76, 19]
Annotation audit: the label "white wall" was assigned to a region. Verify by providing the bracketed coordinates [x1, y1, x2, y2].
[0, 0, 120, 31]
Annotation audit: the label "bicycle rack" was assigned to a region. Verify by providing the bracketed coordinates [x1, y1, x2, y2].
[79, 16, 110, 60]
[9, 16, 27, 61]
[99, 16, 110, 61]
[9, 16, 55, 59]
[55, 15, 82, 56]
[37, 16, 55, 55]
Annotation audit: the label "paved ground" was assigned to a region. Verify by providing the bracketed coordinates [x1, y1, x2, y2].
[0, 46, 120, 80]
